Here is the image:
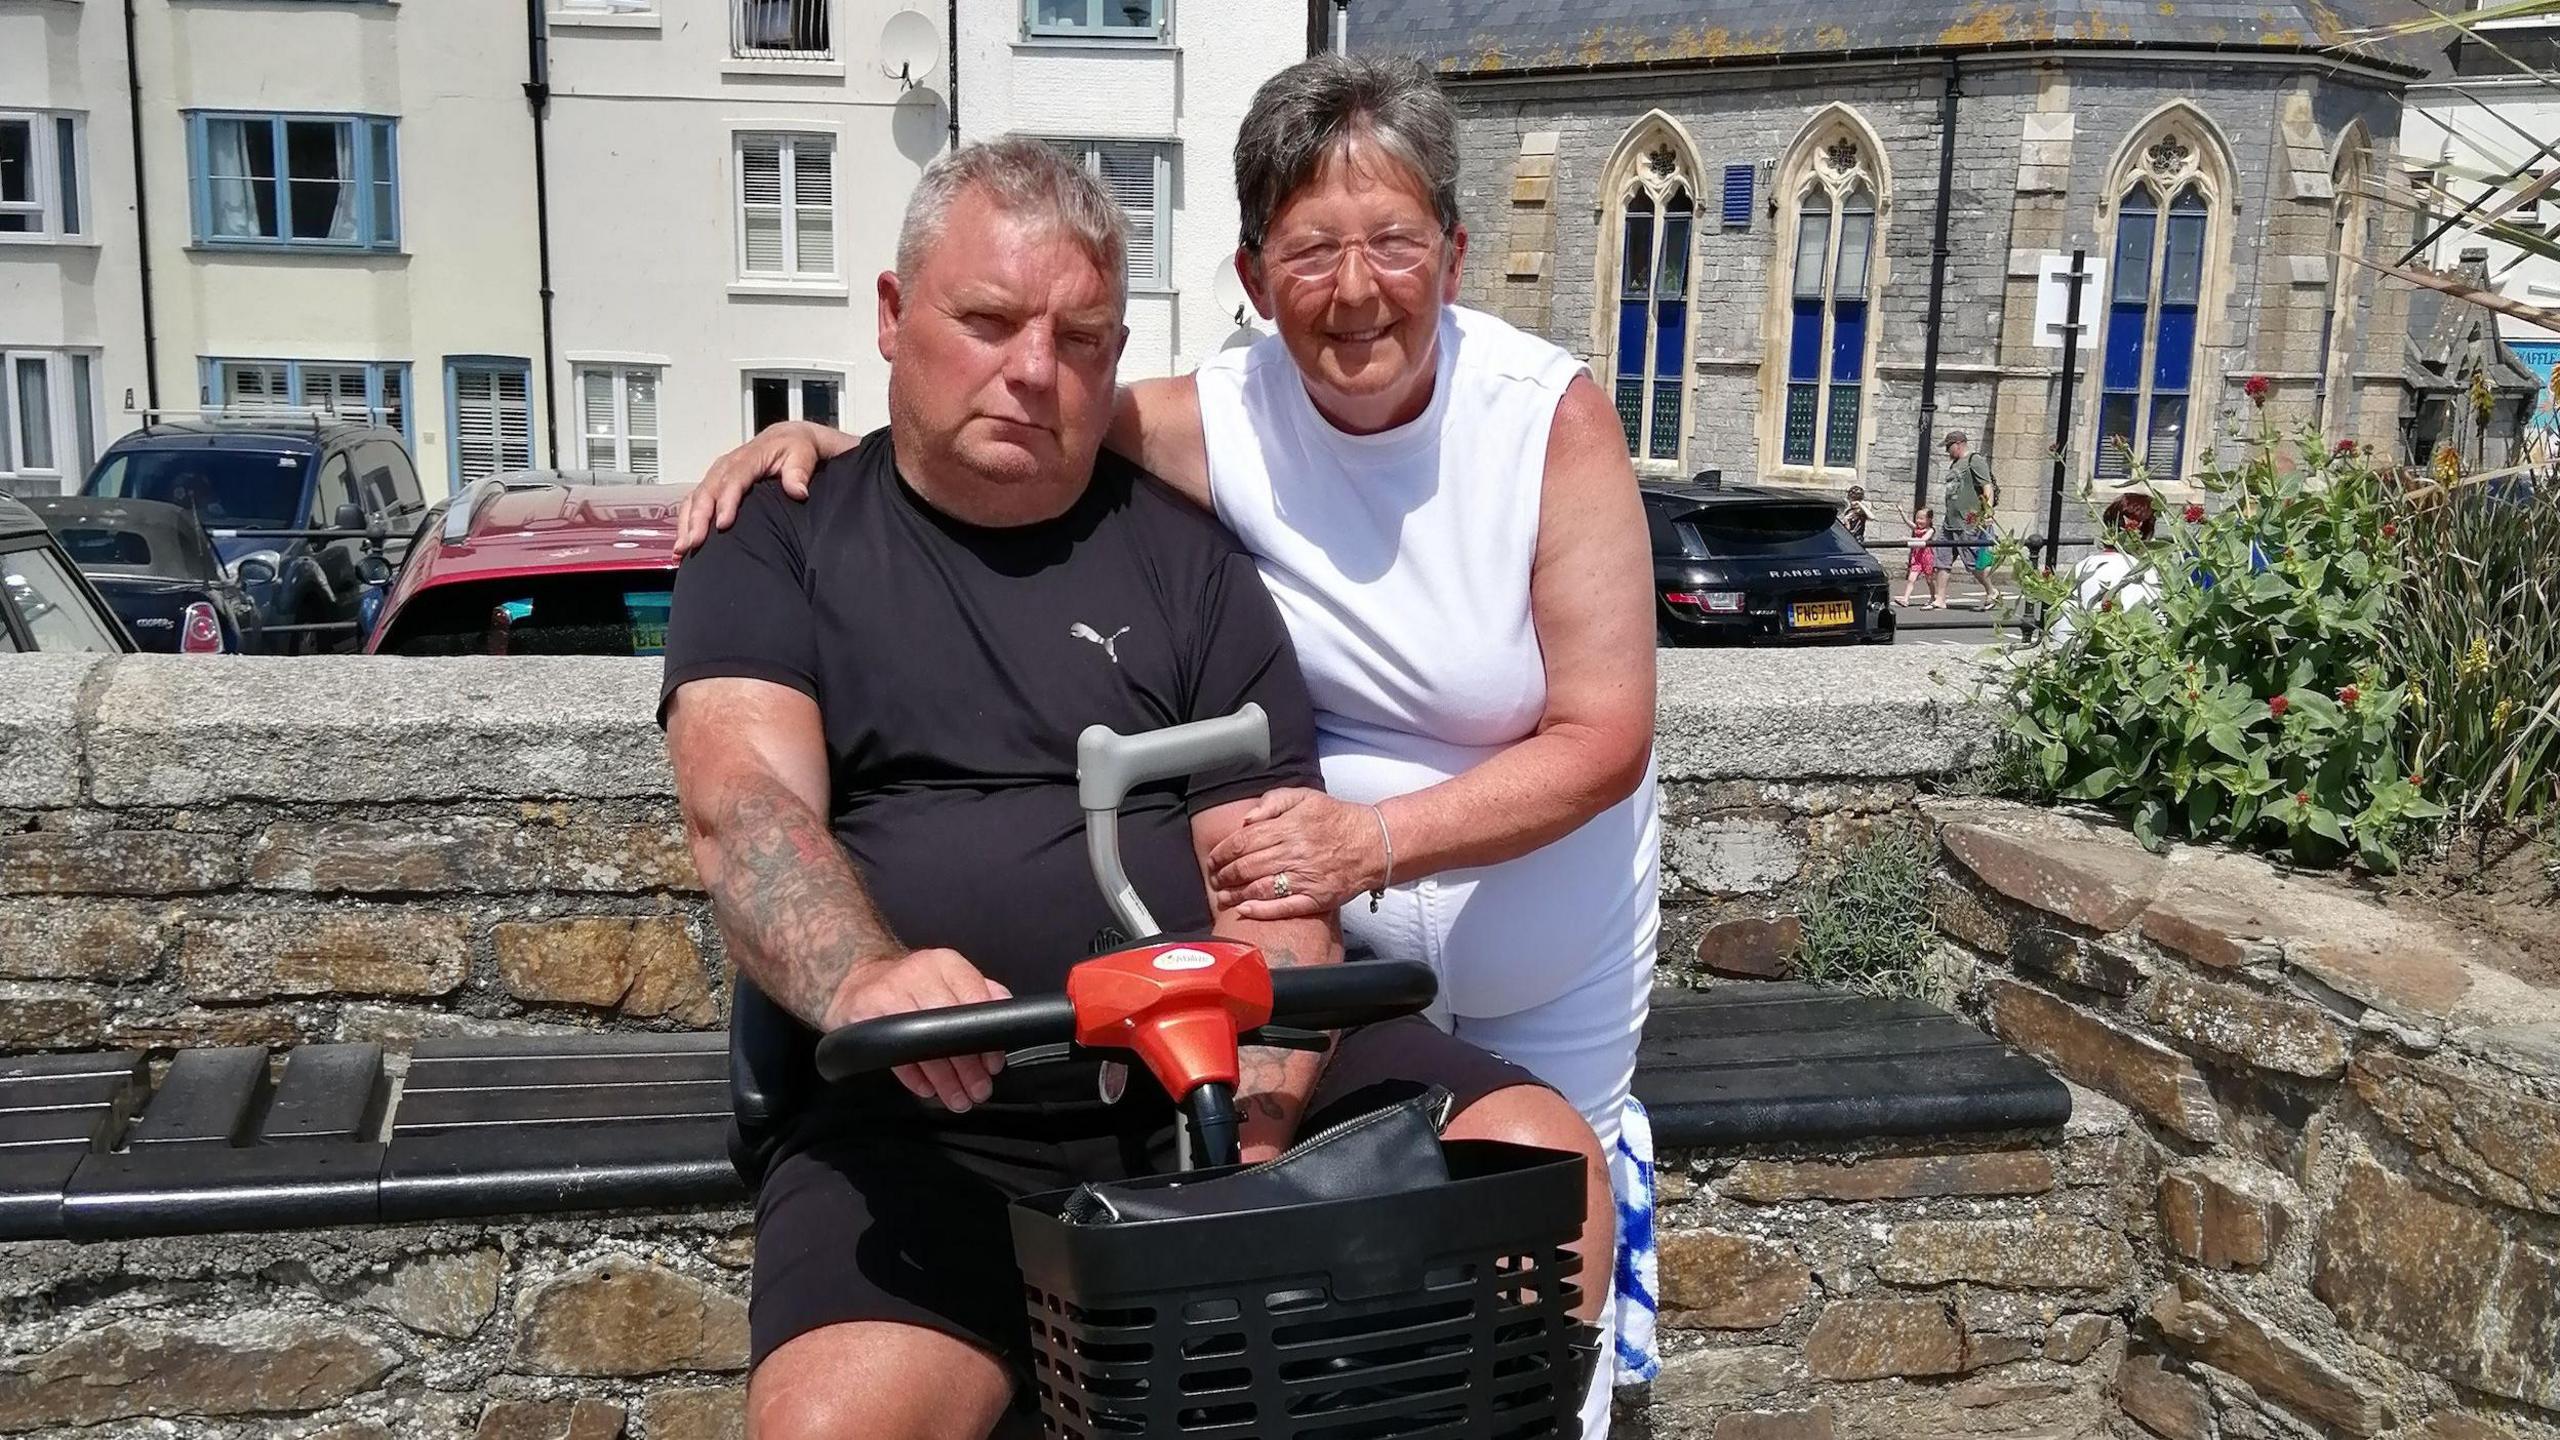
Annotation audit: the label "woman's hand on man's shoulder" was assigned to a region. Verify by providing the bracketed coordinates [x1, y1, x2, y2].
[674, 421, 860, 556]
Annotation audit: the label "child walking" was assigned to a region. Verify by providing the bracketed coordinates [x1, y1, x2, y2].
[1901, 507, 1942, 608]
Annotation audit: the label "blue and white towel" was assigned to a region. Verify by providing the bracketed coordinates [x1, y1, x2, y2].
[1611, 1094, 1660, 1385]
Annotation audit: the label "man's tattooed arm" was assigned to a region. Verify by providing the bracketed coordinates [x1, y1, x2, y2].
[668, 679, 904, 1030]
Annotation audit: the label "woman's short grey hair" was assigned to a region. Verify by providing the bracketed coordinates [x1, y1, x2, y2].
[1233, 54, 1461, 250]
[897, 137, 1128, 304]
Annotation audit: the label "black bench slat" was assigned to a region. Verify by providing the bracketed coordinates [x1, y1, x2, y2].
[62, 1143, 389, 1240]
[127, 1047, 269, 1148]
[0, 1151, 85, 1242]
[1645, 988, 1953, 1036]
[1639, 1016, 2010, 1070]
[392, 1079, 730, 1134]
[0, 1051, 146, 1082]
[411, 1031, 724, 1061]
[0, 1105, 121, 1150]
[1637, 1049, 2071, 1145]
[0, 1065, 147, 1115]
[263, 1044, 385, 1143]
[380, 1118, 744, 1220]
[402, 1050, 726, 1093]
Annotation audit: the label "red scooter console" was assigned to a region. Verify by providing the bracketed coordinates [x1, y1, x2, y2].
[1067, 940, 1273, 1101]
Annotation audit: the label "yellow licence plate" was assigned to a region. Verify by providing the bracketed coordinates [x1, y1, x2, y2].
[1790, 601, 1854, 629]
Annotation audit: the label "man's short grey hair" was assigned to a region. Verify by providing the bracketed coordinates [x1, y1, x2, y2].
[897, 137, 1128, 304]
[1233, 54, 1461, 251]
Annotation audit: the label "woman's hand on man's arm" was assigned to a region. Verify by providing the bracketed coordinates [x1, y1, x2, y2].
[673, 421, 863, 555]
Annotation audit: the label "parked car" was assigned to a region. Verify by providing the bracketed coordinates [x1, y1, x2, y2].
[23, 496, 266, 654]
[80, 411, 429, 652]
[365, 470, 681, 657]
[0, 492, 137, 654]
[1645, 479, 1895, 645]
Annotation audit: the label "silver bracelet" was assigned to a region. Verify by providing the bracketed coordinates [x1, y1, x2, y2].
[1368, 805, 1395, 912]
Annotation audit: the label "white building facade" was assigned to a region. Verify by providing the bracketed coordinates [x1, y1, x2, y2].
[1, 0, 144, 497]
[957, 0, 1310, 379]
[543, 0, 954, 482]
[126, 0, 548, 498]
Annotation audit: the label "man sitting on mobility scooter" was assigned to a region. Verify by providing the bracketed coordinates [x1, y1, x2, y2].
[660, 138, 1607, 1440]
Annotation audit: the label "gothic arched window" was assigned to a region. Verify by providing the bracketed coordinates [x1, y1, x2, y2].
[1606, 137, 1697, 463]
[1771, 119, 1885, 474]
[2097, 126, 2221, 482]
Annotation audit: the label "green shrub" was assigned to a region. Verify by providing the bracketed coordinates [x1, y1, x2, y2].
[1790, 826, 1947, 1003]
[1996, 415, 2443, 870]
[2384, 467, 2560, 828]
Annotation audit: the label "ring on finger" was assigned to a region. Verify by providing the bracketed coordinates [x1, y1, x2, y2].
[1272, 872, 1294, 899]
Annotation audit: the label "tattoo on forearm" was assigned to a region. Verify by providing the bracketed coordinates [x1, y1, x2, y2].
[1237, 940, 1327, 1140]
[696, 774, 905, 1029]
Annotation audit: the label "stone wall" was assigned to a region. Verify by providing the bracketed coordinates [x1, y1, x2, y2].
[0, 647, 2019, 1437]
[1927, 798, 2560, 1440]
[0, 649, 1988, 1057]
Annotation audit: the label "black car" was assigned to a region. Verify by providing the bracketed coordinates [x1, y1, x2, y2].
[80, 413, 429, 652]
[24, 497, 266, 655]
[0, 492, 136, 654]
[1644, 481, 1895, 645]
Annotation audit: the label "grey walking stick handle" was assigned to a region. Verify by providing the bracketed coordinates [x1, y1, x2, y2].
[1077, 705, 1271, 938]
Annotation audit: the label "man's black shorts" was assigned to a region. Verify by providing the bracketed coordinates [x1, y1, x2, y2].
[748, 1016, 1545, 1377]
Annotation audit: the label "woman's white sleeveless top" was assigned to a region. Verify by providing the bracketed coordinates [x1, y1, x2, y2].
[1192, 306, 1660, 1018]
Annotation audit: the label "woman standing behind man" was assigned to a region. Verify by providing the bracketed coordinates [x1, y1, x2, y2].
[679, 53, 1659, 1436]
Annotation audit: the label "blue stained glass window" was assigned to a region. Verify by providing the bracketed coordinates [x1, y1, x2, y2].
[1831, 300, 1867, 384]
[2095, 177, 2209, 483]
[1778, 179, 1874, 469]
[1789, 297, 1825, 382]
[1614, 176, 1693, 460]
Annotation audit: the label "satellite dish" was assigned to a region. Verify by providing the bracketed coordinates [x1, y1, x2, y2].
[1209, 260, 1254, 328]
[880, 9, 941, 88]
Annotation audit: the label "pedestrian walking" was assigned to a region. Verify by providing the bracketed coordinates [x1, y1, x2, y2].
[1941, 431, 2003, 609]
[1900, 506, 1942, 608]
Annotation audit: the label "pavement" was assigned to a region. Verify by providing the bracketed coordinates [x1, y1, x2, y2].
[1889, 595, 2012, 647]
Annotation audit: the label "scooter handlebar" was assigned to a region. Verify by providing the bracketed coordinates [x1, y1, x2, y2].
[811, 959, 1437, 1085]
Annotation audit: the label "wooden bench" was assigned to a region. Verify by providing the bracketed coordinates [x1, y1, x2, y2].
[0, 985, 2066, 1243]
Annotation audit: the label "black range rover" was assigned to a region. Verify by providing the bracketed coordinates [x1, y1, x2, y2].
[1643, 481, 1894, 645]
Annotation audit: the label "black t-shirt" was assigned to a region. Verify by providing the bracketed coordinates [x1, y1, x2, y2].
[660, 429, 1320, 999]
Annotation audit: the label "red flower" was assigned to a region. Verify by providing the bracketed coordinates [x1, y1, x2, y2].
[2101, 599, 2117, 612]
[2183, 504, 2206, 524]
[2382, 521, 2398, 539]
[2339, 685, 2360, 707]
[2245, 375, 2273, 405]
[2333, 438, 2359, 458]
[2268, 695, 2290, 718]
[2296, 790, 2313, 807]
[2409, 772, 2426, 788]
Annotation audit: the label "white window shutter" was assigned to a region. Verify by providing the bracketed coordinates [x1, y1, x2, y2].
[454, 369, 498, 481]
[625, 369, 660, 478]
[792, 139, 834, 276]
[740, 139, 785, 274]
[497, 369, 532, 468]
[579, 367, 618, 466]
[225, 362, 290, 409]
[1095, 143, 1158, 288]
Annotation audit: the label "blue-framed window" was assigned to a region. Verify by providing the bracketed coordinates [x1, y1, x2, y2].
[1612, 180, 1693, 462]
[200, 358, 410, 440]
[1781, 179, 1875, 470]
[2096, 182, 2208, 482]
[186, 112, 399, 251]
[1025, 0, 1164, 39]
[445, 357, 534, 488]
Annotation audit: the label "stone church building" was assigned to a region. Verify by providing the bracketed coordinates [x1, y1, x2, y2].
[1350, 1, 2427, 529]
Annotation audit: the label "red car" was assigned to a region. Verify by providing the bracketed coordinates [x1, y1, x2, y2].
[364, 471, 685, 656]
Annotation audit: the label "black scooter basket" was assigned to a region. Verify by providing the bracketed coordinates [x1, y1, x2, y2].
[1011, 1139, 1587, 1439]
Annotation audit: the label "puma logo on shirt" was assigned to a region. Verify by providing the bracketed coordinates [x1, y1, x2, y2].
[1070, 622, 1131, 664]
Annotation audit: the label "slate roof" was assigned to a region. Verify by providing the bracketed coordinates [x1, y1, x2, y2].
[1351, 1, 2439, 78]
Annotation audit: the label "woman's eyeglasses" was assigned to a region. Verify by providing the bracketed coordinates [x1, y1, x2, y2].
[1261, 228, 1444, 282]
